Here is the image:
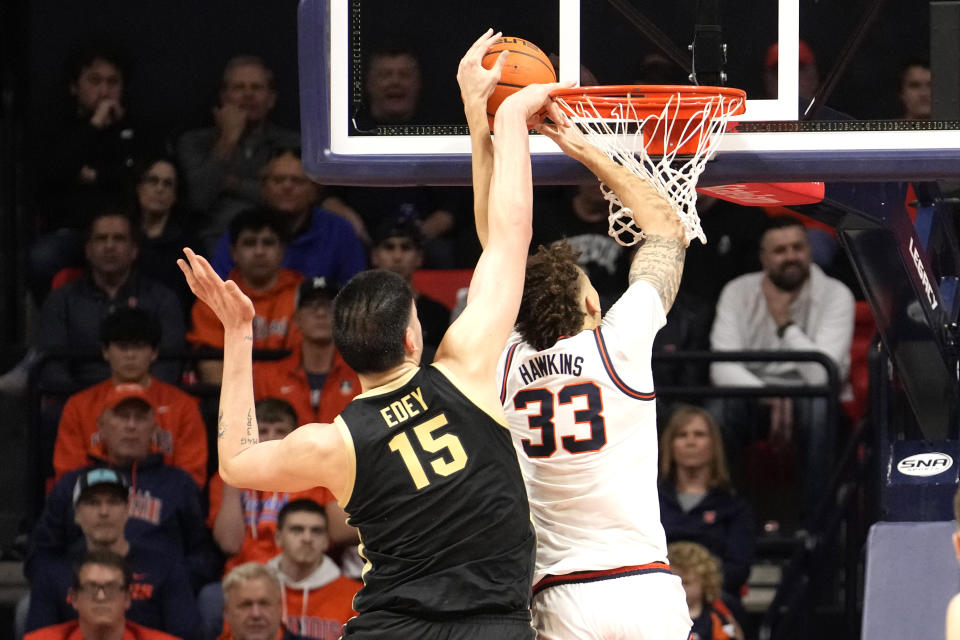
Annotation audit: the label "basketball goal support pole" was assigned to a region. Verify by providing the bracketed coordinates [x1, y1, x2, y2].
[689, 0, 726, 86]
[787, 181, 960, 444]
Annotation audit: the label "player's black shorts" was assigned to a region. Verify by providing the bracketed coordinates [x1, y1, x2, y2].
[342, 609, 535, 639]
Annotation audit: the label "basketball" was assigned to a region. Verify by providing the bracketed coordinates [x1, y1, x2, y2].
[481, 36, 556, 127]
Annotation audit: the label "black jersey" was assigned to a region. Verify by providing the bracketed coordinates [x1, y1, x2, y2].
[338, 365, 535, 618]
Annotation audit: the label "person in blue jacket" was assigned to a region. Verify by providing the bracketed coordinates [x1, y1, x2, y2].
[25, 468, 201, 640]
[208, 147, 366, 283]
[658, 404, 755, 607]
[26, 392, 222, 592]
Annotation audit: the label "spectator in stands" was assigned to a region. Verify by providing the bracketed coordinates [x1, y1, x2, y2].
[209, 148, 366, 283]
[668, 542, 742, 640]
[368, 218, 449, 362]
[763, 39, 820, 100]
[133, 155, 198, 316]
[326, 185, 464, 269]
[220, 564, 305, 640]
[899, 58, 931, 120]
[38, 206, 186, 389]
[28, 385, 222, 592]
[709, 215, 854, 520]
[25, 469, 200, 640]
[658, 405, 754, 605]
[201, 399, 354, 640]
[29, 41, 149, 305]
[267, 499, 360, 640]
[177, 55, 299, 252]
[253, 279, 360, 425]
[187, 208, 302, 384]
[24, 550, 180, 640]
[54, 308, 207, 486]
[356, 42, 424, 129]
[330, 43, 462, 268]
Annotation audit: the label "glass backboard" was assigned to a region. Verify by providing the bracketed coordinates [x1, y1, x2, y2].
[299, 0, 960, 186]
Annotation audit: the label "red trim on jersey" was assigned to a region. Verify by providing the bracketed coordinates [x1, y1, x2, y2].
[499, 342, 520, 404]
[532, 561, 673, 596]
[591, 328, 656, 400]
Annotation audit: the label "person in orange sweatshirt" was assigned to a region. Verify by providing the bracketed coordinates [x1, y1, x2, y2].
[252, 277, 360, 426]
[54, 307, 208, 487]
[24, 549, 181, 640]
[267, 499, 360, 640]
[188, 207, 303, 384]
[200, 399, 355, 640]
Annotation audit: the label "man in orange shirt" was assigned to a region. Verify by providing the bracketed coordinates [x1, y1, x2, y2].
[253, 278, 359, 425]
[54, 307, 207, 486]
[202, 399, 354, 640]
[188, 208, 303, 383]
[267, 499, 360, 640]
[24, 550, 181, 640]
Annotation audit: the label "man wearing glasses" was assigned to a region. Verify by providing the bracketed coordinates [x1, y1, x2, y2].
[24, 469, 200, 640]
[24, 549, 183, 640]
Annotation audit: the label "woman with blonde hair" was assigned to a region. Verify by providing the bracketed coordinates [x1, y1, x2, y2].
[659, 405, 755, 610]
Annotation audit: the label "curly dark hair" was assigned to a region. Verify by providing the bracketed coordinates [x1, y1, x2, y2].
[516, 241, 587, 351]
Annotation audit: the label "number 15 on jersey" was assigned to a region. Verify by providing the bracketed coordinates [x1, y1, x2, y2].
[388, 413, 468, 490]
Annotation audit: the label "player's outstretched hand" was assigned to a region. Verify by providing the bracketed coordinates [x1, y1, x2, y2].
[178, 247, 255, 330]
[498, 81, 575, 128]
[458, 29, 507, 110]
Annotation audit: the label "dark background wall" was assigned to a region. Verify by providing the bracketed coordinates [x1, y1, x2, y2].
[26, 0, 304, 141]
[24, 0, 933, 144]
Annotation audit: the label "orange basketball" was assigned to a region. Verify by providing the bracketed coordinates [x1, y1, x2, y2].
[481, 37, 556, 128]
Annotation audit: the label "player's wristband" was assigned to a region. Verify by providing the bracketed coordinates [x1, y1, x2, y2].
[776, 321, 795, 338]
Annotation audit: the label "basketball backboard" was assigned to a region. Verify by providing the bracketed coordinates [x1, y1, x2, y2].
[298, 0, 960, 186]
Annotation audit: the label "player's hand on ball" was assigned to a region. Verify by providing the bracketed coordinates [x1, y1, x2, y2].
[458, 29, 507, 108]
[499, 81, 575, 128]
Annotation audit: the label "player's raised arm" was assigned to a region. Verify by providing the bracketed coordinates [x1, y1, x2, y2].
[436, 82, 568, 388]
[177, 248, 351, 495]
[457, 29, 507, 249]
[540, 122, 687, 312]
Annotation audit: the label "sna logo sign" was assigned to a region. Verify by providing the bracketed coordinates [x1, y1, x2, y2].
[897, 452, 953, 477]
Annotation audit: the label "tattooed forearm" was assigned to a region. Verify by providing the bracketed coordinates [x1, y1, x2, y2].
[217, 412, 225, 441]
[629, 234, 686, 312]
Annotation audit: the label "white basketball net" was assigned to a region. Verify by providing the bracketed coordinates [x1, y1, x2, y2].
[553, 90, 744, 246]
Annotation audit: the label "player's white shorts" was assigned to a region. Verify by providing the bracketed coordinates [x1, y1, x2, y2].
[531, 564, 692, 640]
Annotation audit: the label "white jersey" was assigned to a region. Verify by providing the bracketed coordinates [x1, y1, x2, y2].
[497, 281, 669, 584]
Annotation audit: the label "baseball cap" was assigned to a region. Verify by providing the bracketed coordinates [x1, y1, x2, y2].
[765, 40, 816, 68]
[73, 468, 130, 507]
[296, 276, 339, 308]
[372, 215, 424, 249]
[102, 383, 154, 412]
